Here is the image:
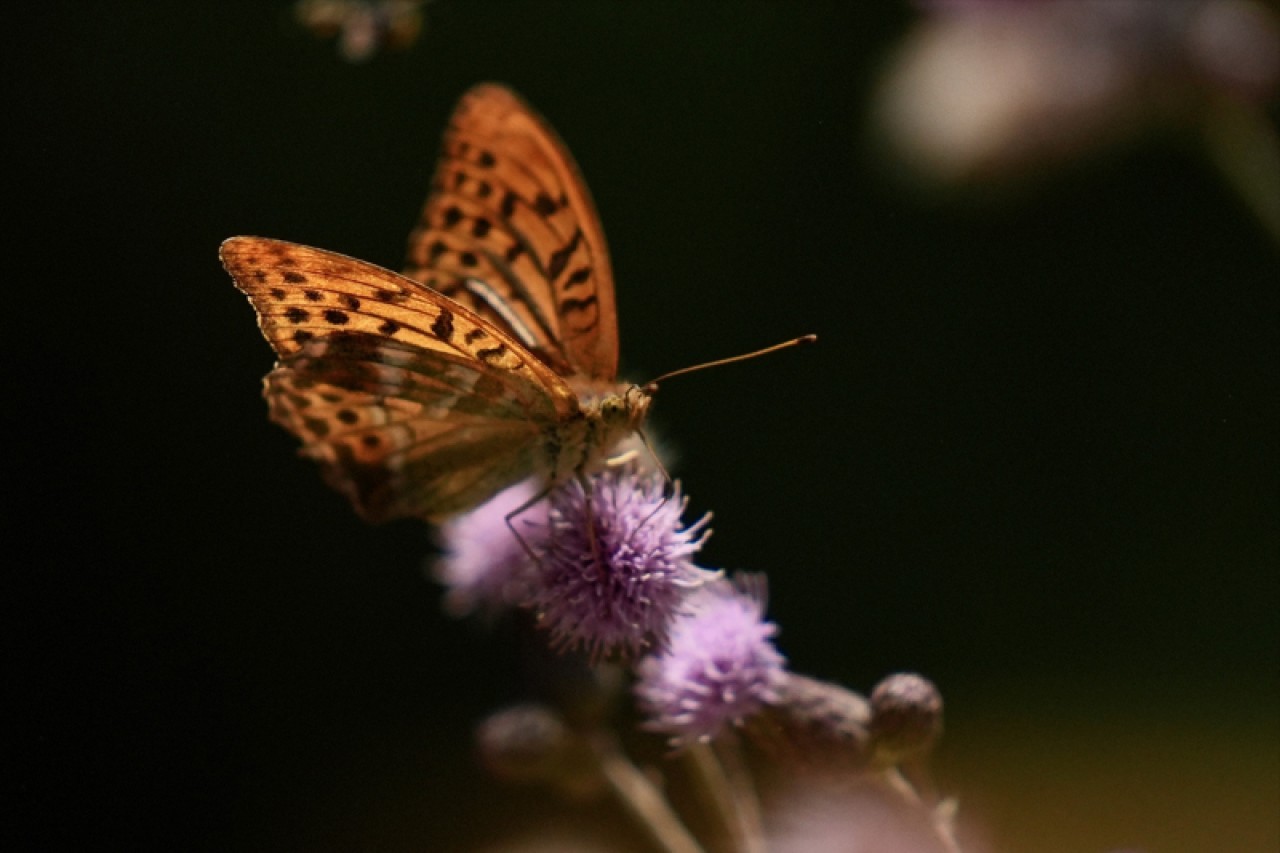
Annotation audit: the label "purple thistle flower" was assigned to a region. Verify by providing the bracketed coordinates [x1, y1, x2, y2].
[635, 578, 787, 748]
[435, 480, 547, 618]
[528, 466, 714, 660]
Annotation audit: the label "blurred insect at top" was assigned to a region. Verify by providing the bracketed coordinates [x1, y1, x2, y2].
[871, 0, 1280, 188]
[295, 0, 427, 63]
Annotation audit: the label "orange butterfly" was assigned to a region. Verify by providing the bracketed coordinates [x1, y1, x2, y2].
[222, 84, 650, 522]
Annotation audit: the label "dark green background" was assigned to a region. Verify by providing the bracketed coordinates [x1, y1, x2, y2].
[11, 3, 1277, 850]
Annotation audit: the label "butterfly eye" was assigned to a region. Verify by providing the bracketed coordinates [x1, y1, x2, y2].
[601, 397, 627, 423]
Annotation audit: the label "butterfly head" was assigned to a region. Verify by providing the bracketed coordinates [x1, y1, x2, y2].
[598, 384, 653, 434]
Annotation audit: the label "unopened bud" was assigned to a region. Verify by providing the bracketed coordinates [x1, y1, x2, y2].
[745, 673, 873, 770]
[868, 673, 943, 765]
[475, 704, 602, 797]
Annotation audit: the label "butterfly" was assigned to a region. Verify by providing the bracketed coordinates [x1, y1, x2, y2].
[221, 84, 652, 523]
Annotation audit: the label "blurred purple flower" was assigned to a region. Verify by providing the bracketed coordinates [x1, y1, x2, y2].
[435, 479, 546, 619]
[874, 0, 1280, 185]
[635, 578, 786, 748]
[529, 467, 714, 660]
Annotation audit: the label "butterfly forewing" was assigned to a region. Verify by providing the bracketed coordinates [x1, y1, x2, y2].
[404, 83, 619, 380]
[222, 236, 577, 413]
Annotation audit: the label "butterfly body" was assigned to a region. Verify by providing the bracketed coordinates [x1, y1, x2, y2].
[566, 382, 652, 476]
[222, 83, 646, 523]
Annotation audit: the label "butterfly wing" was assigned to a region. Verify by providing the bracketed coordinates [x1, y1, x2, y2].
[221, 236, 579, 521]
[404, 83, 619, 381]
[266, 334, 554, 521]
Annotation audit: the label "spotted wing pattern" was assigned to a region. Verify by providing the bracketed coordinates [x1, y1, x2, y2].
[221, 236, 579, 521]
[404, 83, 619, 380]
[266, 334, 555, 521]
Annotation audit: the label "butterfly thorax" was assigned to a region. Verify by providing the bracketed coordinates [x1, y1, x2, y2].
[549, 382, 651, 482]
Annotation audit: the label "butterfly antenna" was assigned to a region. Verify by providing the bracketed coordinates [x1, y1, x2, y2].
[643, 334, 816, 389]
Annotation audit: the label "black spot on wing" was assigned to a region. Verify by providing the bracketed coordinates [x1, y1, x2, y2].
[303, 417, 330, 438]
[533, 193, 557, 216]
[283, 271, 307, 284]
[559, 294, 599, 322]
[547, 229, 583, 281]
[323, 309, 349, 325]
[431, 309, 455, 341]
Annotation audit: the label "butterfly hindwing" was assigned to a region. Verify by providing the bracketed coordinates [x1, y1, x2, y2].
[404, 83, 620, 381]
[264, 333, 558, 521]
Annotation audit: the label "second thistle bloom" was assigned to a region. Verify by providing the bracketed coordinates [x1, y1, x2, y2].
[636, 578, 787, 747]
[528, 466, 715, 659]
[435, 480, 546, 618]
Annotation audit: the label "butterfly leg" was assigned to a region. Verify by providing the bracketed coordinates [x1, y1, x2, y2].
[575, 470, 606, 567]
[504, 483, 554, 566]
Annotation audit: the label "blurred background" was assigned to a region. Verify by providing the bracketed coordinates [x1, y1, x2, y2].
[9, 2, 1277, 851]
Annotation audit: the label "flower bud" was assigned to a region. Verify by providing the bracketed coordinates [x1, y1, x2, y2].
[869, 673, 943, 765]
[475, 704, 603, 797]
[745, 673, 873, 771]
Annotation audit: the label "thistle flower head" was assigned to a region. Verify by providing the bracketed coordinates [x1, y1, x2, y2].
[529, 466, 714, 660]
[635, 577, 787, 748]
[435, 480, 546, 618]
